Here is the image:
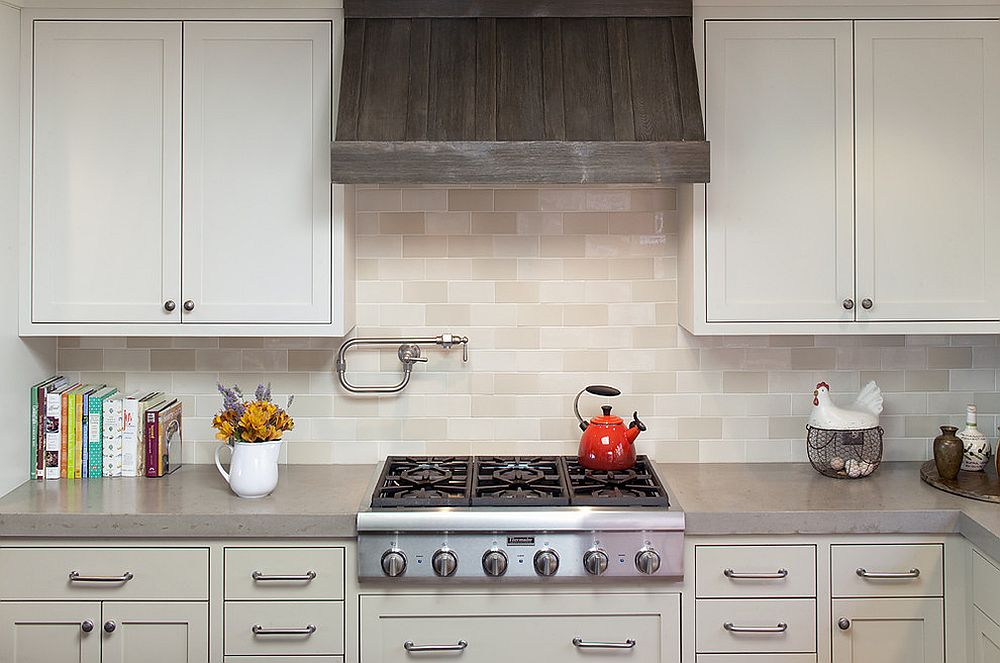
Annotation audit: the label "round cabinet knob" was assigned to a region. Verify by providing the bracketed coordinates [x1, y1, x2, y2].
[163, 300, 176, 312]
[80, 620, 94, 633]
[635, 549, 661, 575]
[482, 549, 508, 577]
[380, 550, 407, 577]
[861, 298, 873, 310]
[432, 549, 458, 577]
[183, 300, 195, 312]
[842, 299, 854, 311]
[103, 621, 116, 634]
[533, 549, 560, 577]
[838, 617, 851, 631]
[583, 549, 610, 576]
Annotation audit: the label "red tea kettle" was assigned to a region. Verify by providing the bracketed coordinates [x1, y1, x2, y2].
[574, 385, 646, 471]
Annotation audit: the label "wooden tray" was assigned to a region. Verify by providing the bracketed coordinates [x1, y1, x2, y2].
[920, 460, 1000, 503]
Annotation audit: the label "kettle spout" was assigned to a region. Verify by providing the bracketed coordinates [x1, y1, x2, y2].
[626, 411, 646, 444]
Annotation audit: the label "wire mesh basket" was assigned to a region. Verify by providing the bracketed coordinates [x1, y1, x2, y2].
[806, 425, 883, 479]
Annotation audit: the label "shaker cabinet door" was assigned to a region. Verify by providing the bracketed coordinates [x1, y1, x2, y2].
[831, 598, 943, 663]
[100, 602, 208, 663]
[974, 607, 1000, 663]
[0, 602, 102, 663]
[181, 21, 333, 324]
[704, 20, 855, 323]
[855, 20, 1000, 322]
[31, 21, 182, 324]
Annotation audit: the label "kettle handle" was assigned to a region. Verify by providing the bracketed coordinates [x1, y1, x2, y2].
[574, 385, 622, 431]
[215, 444, 232, 485]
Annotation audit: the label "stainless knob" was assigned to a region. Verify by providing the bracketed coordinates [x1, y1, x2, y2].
[838, 617, 851, 630]
[842, 299, 854, 310]
[583, 549, 610, 576]
[482, 549, 508, 577]
[533, 549, 560, 577]
[103, 621, 116, 634]
[163, 300, 176, 312]
[861, 298, 873, 310]
[380, 549, 406, 577]
[635, 548, 661, 575]
[432, 549, 458, 577]
[183, 300, 195, 312]
[81, 620, 94, 633]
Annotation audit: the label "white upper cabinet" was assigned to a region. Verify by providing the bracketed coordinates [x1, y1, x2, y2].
[182, 22, 332, 325]
[855, 20, 1000, 322]
[31, 21, 182, 325]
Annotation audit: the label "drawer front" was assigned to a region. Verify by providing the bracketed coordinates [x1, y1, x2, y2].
[227, 658, 343, 663]
[362, 593, 680, 663]
[696, 599, 816, 654]
[224, 601, 344, 656]
[698, 656, 817, 663]
[831, 544, 943, 597]
[225, 547, 344, 600]
[696, 545, 816, 598]
[0, 547, 208, 600]
[973, 551, 1000, 620]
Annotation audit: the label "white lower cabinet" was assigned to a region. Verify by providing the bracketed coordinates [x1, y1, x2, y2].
[360, 593, 680, 663]
[974, 607, 1000, 663]
[0, 601, 102, 663]
[832, 598, 943, 663]
[696, 599, 816, 654]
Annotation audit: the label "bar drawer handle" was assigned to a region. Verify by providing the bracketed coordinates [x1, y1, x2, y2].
[252, 624, 316, 636]
[252, 570, 317, 582]
[856, 567, 920, 579]
[724, 622, 788, 634]
[572, 637, 637, 649]
[403, 640, 468, 652]
[724, 568, 788, 580]
[69, 571, 134, 583]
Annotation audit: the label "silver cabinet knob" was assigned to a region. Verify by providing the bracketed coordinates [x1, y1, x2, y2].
[635, 548, 661, 575]
[842, 299, 854, 310]
[380, 550, 406, 577]
[533, 549, 560, 577]
[103, 621, 116, 633]
[183, 300, 195, 312]
[482, 549, 508, 577]
[861, 298, 873, 310]
[432, 549, 458, 577]
[838, 617, 851, 630]
[163, 300, 176, 312]
[80, 620, 94, 633]
[583, 549, 609, 576]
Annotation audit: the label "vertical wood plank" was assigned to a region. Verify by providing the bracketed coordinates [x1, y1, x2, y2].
[606, 17, 635, 141]
[405, 18, 431, 139]
[627, 18, 683, 140]
[497, 18, 545, 140]
[476, 18, 497, 140]
[540, 18, 566, 140]
[560, 18, 615, 140]
[357, 19, 411, 140]
[335, 18, 365, 140]
[427, 18, 478, 140]
[670, 16, 705, 140]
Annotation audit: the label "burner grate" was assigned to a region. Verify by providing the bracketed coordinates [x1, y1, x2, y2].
[371, 456, 472, 508]
[563, 455, 670, 507]
[471, 456, 570, 506]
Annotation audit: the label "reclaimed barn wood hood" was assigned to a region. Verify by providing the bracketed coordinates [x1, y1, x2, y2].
[331, 0, 710, 184]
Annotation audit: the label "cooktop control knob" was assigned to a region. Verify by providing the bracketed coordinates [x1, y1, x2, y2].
[533, 549, 560, 576]
[381, 549, 407, 577]
[635, 548, 661, 575]
[432, 549, 458, 577]
[583, 549, 610, 576]
[482, 549, 508, 577]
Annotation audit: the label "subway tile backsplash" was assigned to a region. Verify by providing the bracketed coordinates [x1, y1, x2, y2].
[57, 186, 1000, 465]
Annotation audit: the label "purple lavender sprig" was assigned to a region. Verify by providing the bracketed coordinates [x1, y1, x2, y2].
[217, 383, 246, 416]
[254, 383, 272, 403]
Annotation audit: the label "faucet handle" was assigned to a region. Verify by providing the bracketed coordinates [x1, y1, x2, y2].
[436, 333, 469, 361]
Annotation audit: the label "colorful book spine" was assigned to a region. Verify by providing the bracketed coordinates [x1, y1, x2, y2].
[103, 395, 124, 478]
[89, 387, 116, 478]
[44, 388, 64, 480]
[144, 407, 160, 478]
[74, 390, 84, 479]
[30, 383, 39, 479]
[121, 394, 142, 477]
[154, 401, 182, 477]
[81, 391, 89, 479]
[60, 389, 70, 478]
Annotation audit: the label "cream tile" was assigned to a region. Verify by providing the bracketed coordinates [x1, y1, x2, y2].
[494, 189, 539, 211]
[356, 188, 402, 211]
[401, 188, 448, 211]
[425, 212, 471, 234]
[149, 349, 195, 372]
[472, 212, 517, 234]
[448, 189, 493, 211]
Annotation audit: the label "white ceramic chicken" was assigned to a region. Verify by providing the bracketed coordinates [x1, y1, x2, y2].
[808, 381, 883, 430]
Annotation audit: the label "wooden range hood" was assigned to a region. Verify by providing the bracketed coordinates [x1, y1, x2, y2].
[331, 0, 710, 184]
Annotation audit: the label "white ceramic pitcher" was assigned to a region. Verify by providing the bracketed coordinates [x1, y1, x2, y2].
[215, 440, 281, 498]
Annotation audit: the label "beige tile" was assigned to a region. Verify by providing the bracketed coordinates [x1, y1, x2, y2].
[494, 189, 539, 211]
[426, 304, 472, 326]
[540, 235, 586, 257]
[127, 337, 173, 348]
[356, 188, 402, 211]
[539, 189, 586, 211]
[448, 236, 494, 257]
[58, 336, 81, 348]
[149, 349, 196, 372]
[448, 188, 493, 211]
[769, 336, 815, 348]
[472, 212, 517, 234]
[448, 281, 494, 303]
[904, 370, 950, 392]
[609, 257, 654, 279]
[195, 350, 242, 371]
[425, 212, 471, 235]
[494, 327, 541, 349]
[585, 189, 630, 211]
[401, 188, 448, 211]
[493, 235, 539, 257]
[102, 349, 150, 372]
[379, 212, 425, 234]
[790, 347, 837, 370]
[402, 236, 448, 257]
[288, 350, 336, 372]
[517, 304, 563, 326]
[357, 235, 402, 258]
[678, 417, 723, 440]
[768, 416, 808, 439]
[563, 212, 609, 234]
[242, 350, 288, 372]
[220, 337, 264, 349]
[57, 349, 103, 371]
[564, 304, 609, 326]
[927, 346, 973, 369]
[516, 212, 563, 235]
[609, 211, 659, 235]
[470, 258, 517, 280]
[629, 188, 677, 212]
[723, 371, 768, 393]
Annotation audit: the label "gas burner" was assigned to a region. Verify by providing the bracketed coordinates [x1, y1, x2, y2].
[472, 456, 570, 506]
[400, 465, 453, 485]
[372, 456, 472, 508]
[564, 455, 670, 507]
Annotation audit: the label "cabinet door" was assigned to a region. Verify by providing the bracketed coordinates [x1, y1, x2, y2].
[832, 598, 943, 663]
[705, 21, 855, 323]
[31, 21, 182, 324]
[100, 602, 207, 663]
[182, 21, 333, 324]
[974, 607, 1000, 663]
[855, 20, 1000, 321]
[0, 601, 102, 663]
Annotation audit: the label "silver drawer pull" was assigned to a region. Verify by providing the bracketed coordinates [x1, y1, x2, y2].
[724, 568, 788, 580]
[724, 622, 788, 634]
[68, 571, 134, 583]
[403, 640, 468, 652]
[572, 637, 636, 649]
[252, 570, 317, 582]
[856, 567, 920, 579]
[252, 624, 316, 636]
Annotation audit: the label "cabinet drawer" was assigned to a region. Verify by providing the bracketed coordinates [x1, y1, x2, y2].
[0, 547, 208, 600]
[831, 544, 943, 597]
[225, 547, 344, 600]
[224, 601, 344, 656]
[696, 545, 815, 598]
[227, 658, 343, 663]
[698, 656, 817, 663]
[696, 599, 816, 654]
[974, 551, 1000, 619]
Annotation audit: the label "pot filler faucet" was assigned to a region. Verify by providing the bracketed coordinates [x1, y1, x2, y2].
[336, 333, 469, 394]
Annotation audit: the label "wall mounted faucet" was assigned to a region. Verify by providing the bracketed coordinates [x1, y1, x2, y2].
[336, 333, 469, 394]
